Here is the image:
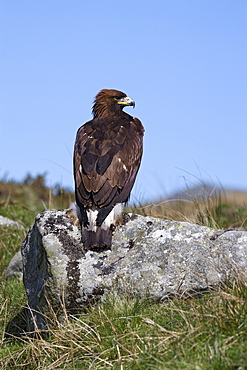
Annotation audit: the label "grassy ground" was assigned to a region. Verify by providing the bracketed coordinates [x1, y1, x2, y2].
[0, 176, 247, 369]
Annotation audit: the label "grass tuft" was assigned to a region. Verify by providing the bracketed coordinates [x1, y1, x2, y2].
[1, 285, 247, 369]
[128, 186, 247, 231]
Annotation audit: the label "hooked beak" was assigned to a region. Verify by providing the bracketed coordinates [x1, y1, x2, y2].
[117, 96, 135, 108]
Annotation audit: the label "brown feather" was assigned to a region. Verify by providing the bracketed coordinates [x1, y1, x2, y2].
[73, 89, 144, 249]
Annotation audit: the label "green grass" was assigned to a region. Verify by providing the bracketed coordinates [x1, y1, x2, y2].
[1, 290, 247, 369]
[0, 176, 247, 369]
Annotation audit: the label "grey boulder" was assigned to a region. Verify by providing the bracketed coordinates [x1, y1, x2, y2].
[19, 208, 247, 332]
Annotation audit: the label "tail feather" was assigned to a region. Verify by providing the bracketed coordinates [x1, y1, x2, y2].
[81, 226, 112, 250]
[71, 202, 123, 250]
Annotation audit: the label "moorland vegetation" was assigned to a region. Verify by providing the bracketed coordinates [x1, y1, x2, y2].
[0, 174, 247, 369]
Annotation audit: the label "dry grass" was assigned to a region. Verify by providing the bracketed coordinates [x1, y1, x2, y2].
[1, 281, 247, 369]
[127, 187, 247, 230]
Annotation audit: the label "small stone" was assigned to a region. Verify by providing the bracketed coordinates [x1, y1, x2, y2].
[0, 215, 24, 229]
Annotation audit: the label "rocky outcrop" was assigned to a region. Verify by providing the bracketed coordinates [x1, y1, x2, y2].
[18, 208, 247, 333]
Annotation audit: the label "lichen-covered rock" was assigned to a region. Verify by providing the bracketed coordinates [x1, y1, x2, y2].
[20, 209, 247, 332]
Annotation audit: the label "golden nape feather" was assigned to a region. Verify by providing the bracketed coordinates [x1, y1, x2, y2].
[73, 89, 144, 250]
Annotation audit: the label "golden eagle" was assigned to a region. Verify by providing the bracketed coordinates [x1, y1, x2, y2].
[73, 89, 144, 250]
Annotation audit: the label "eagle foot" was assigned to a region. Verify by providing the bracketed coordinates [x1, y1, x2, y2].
[66, 208, 80, 226]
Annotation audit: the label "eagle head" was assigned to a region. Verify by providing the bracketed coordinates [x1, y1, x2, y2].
[92, 89, 135, 118]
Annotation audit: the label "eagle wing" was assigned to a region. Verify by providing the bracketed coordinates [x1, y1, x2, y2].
[74, 116, 143, 214]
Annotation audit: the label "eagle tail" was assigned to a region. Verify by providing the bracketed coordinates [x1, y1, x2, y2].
[81, 226, 112, 250]
[71, 203, 122, 250]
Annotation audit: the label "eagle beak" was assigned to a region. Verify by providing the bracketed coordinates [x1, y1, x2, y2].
[117, 96, 135, 108]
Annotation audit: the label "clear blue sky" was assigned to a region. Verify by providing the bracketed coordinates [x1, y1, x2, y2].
[1, 0, 247, 203]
